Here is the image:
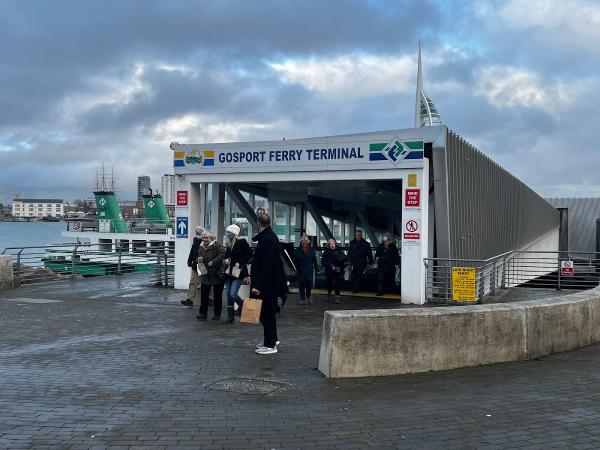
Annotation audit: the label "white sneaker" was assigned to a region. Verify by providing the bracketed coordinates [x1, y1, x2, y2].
[256, 340, 280, 349]
[255, 346, 277, 355]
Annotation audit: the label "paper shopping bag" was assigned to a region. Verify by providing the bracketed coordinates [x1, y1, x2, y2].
[240, 297, 262, 325]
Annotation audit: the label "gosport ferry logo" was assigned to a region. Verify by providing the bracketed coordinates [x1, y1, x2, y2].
[174, 149, 215, 167]
[369, 140, 423, 165]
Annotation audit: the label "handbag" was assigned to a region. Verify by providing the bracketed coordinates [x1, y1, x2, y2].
[344, 266, 352, 281]
[230, 263, 241, 278]
[197, 263, 208, 276]
[240, 297, 262, 324]
[281, 250, 297, 280]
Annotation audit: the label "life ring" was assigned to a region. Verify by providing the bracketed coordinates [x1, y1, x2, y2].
[72, 221, 82, 231]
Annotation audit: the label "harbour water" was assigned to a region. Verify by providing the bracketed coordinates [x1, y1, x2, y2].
[0, 222, 78, 252]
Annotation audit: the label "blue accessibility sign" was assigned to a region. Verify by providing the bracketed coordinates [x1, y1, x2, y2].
[176, 217, 188, 238]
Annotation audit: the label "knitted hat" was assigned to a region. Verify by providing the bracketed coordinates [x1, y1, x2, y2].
[225, 224, 240, 236]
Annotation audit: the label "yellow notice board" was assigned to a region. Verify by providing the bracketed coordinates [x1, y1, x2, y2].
[452, 267, 477, 302]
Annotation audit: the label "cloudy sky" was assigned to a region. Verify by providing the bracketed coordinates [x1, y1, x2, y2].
[1, 0, 599, 201]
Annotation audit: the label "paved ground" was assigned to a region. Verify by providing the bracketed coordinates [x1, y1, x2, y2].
[2, 274, 600, 449]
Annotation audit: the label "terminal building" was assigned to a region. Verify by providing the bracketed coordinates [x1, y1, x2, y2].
[168, 46, 561, 305]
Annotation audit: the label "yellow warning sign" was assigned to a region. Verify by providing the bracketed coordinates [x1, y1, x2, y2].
[452, 267, 477, 302]
[407, 174, 417, 187]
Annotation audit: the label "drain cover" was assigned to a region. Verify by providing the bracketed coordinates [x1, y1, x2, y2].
[207, 377, 286, 395]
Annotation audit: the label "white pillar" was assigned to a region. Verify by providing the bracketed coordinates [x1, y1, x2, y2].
[400, 165, 429, 305]
[285, 203, 292, 242]
[210, 182, 225, 242]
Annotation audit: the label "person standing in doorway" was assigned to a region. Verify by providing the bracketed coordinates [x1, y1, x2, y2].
[223, 224, 252, 324]
[182, 226, 205, 306]
[249, 213, 285, 355]
[374, 232, 400, 296]
[321, 238, 347, 304]
[294, 235, 318, 305]
[196, 231, 225, 321]
[348, 229, 373, 294]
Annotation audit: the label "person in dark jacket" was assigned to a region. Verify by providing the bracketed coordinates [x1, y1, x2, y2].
[196, 231, 225, 321]
[182, 226, 205, 306]
[250, 213, 286, 355]
[320, 238, 347, 304]
[223, 224, 252, 324]
[374, 232, 400, 296]
[293, 235, 318, 305]
[348, 230, 373, 294]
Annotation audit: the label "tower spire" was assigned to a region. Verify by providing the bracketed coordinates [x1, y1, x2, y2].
[414, 42, 443, 127]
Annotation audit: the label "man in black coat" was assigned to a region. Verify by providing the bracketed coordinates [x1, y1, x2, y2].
[348, 229, 373, 294]
[250, 213, 285, 355]
[181, 226, 204, 306]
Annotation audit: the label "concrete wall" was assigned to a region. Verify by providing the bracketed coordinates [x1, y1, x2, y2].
[0, 255, 15, 290]
[319, 287, 600, 378]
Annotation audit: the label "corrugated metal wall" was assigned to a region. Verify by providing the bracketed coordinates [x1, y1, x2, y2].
[546, 198, 600, 252]
[443, 130, 560, 259]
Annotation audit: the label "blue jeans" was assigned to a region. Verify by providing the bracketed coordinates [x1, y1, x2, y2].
[224, 278, 243, 308]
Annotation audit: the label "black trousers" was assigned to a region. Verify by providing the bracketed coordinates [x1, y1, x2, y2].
[199, 283, 223, 317]
[377, 270, 395, 293]
[326, 272, 342, 295]
[259, 295, 278, 348]
[352, 264, 367, 292]
[298, 279, 313, 300]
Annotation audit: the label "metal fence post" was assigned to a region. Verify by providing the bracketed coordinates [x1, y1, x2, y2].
[71, 244, 78, 279]
[117, 241, 122, 275]
[445, 261, 451, 302]
[501, 257, 507, 289]
[557, 257, 562, 290]
[163, 246, 169, 288]
[491, 260, 497, 295]
[16, 249, 23, 277]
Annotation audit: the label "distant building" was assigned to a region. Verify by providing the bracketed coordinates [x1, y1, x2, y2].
[137, 176, 151, 202]
[12, 198, 64, 218]
[161, 174, 176, 206]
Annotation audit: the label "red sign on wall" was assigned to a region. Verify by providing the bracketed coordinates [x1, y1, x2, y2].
[405, 189, 421, 207]
[176, 191, 188, 206]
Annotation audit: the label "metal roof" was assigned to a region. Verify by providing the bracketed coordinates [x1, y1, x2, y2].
[545, 198, 600, 252]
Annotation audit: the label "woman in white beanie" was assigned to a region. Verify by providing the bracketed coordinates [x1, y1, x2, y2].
[223, 224, 253, 324]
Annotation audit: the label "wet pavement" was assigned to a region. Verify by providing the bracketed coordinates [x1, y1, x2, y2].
[2, 273, 600, 449]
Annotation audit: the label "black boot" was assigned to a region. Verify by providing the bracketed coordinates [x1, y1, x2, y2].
[224, 307, 235, 324]
[235, 302, 243, 316]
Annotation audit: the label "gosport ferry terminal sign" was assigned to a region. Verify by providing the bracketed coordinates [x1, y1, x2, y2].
[171, 133, 425, 174]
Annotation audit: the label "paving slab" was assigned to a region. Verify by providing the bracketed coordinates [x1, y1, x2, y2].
[1, 273, 600, 448]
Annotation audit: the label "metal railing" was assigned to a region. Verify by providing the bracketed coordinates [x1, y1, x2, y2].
[1, 242, 174, 287]
[424, 251, 600, 304]
[65, 218, 174, 235]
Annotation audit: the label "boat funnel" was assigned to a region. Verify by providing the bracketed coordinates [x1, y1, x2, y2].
[142, 194, 171, 225]
[93, 191, 128, 233]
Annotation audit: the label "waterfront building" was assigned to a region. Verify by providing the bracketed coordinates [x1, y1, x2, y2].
[12, 198, 64, 218]
[137, 176, 151, 202]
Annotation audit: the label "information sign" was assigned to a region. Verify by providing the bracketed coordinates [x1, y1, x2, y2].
[176, 191, 188, 206]
[452, 267, 477, 302]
